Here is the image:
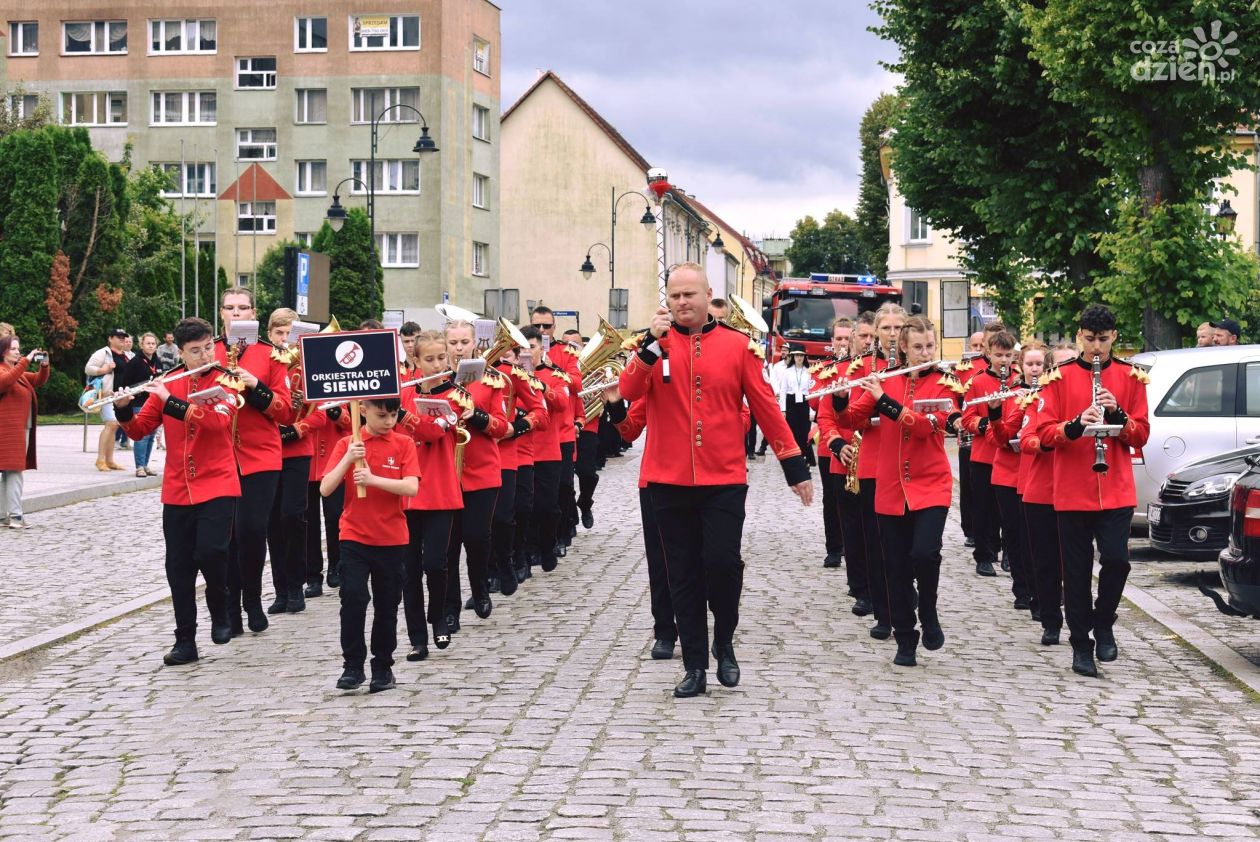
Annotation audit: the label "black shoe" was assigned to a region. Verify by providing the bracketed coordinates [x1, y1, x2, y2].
[304, 580, 323, 598]
[406, 646, 429, 662]
[580, 507, 594, 529]
[515, 564, 530, 583]
[445, 613, 460, 634]
[267, 595, 289, 614]
[1000, 553, 1010, 572]
[975, 561, 997, 577]
[464, 596, 475, 611]
[711, 643, 740, 688]
[287, 588, 306, 613]
[823, 553, 842, 569]
[244, 597, 269, 633]
[499, 569, 518, 597]
[229, 613, 244, 638]
[487, 576, 501, 595]
[336, 667, 366, 690]
[210, 618, 232, 645]
[554, 543, 568, 558]
[369, 669, 396, 693]
[433, 619, 451, 650]
[869, 623, 891, 640]
[540, 552, 558, 573]
[1041, 628, 1061, 646]
[650, 639, 675, 660]
[893, 640, 917, 667]
[1094, 627, 1118, 662]
[1030, 607, 1041, 623]
[852, 597, 873, 617]
[1013, 596, 1031, 611]
[569, 524, 578, 539]
[474, 596, 493, 619]
[963, 536, 976, 548]
[673, 669, 707, 698]
[327, 571, 341, 588]
[163, 639, 198, 666]
[1072, 647, 1098, 677]
[922, 625, 945, 651]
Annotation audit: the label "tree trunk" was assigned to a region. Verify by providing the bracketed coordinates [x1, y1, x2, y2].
[1137, 155, 1179, 351]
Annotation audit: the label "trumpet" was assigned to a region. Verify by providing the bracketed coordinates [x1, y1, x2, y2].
[85, 362, 219, 409]
[577, 362, 626, 400]
[805, 360, 946, 400]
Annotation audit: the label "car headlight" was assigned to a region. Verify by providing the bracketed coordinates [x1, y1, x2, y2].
[1184, 473, 1241, 498]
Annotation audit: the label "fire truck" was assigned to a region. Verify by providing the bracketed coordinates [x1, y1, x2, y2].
[761, 273, 902, 363]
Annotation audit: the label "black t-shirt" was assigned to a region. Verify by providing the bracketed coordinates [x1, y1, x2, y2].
[116, 352, 157, 407]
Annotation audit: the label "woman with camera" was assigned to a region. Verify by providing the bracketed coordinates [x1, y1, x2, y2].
[0, 333, 50, 528]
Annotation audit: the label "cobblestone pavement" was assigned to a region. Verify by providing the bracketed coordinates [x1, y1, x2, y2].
[1, 450, 1259, 840]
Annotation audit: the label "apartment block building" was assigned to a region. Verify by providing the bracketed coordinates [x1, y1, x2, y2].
[0, 0, 502, 313]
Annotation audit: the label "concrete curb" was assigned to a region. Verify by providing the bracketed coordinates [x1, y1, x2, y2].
[0, 587, 173, 662]
[24, 475, 162, 514]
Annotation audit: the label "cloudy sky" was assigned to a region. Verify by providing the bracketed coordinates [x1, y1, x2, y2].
[499, 1, 901, 241]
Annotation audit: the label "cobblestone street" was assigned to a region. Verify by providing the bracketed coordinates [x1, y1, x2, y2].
[1, 449, 1258, 840]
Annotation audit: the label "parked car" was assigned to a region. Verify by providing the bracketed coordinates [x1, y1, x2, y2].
[1148, 445, 1258, 558]
[1126, 346, 1260, 529]
[1213, 455, 1260, 618]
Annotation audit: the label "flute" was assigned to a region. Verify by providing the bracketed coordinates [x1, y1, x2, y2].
[805, 360, 946, 400]
[86, 362, 219, 409]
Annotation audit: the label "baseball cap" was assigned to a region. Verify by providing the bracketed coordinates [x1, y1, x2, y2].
[107, 328, 129, 338]
[1210, 318, 1241, 338]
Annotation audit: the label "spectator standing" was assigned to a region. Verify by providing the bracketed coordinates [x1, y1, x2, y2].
[118, 332, 161, 477]
[774, 345, 816, 467]
[116, 335, 136, 451]
[156, 332, 180, 372]
[0, 334, 50, 528]
[85, 328, 130, 471]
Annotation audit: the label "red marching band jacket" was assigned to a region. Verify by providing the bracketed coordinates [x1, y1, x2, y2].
[839, 368, 964, 516]
[547, 343, 584, 446]
[278, 359, 315, 459]
[843, 352, 891, 481]
[495, 361, 549, 471]
[1034, 356, 1151, 512]
[530, 364, 572, 463]
[961, 364, 1009, 466]
[456, 368, 509, 492]
[214, 338, 293, 475]
[397, 381, 464, 511]
[618, 321, 802, 487]
[117, 366, 241, 505]
[1016, 389, 1055, 505]
[808, 359, 843, 468]
[812, 359, 859, 477]
[986, 382, 1026, 488]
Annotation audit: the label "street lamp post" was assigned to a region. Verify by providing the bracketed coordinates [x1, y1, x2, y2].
[326, 177, 372, 232]
[577, 186, 657, 296]
[1215, 199, 1238, 238]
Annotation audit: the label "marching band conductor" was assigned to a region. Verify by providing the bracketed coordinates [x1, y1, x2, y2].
[619, 262, 813, 698]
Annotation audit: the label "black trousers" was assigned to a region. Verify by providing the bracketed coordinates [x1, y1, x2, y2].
[576, 430, 600, 511]
[513, 465, 535, 564]
[491, 468, 517, 579]
[162, 496, 234, 642]
[558, 440, 577, 539]
[404, 509, 453, 648]
[267, 456, 310, 599]
[818, 456, 843, 556]
[993, 484, 1034, 603]
[1057, 507, 1133, 651]
[958, 446, 974, 539]
[531, 459, 561, 559]
[1023, 502, 1062, 631]
[305, 481, 343, 584]
[339, 540, 404, 671]
[878, 506, 948, 643]
[784, 397, 813, 465]
[444, 486, 498, 613]
[836, 479, 867, 598]
[745, 414, 759, 457]
[968, 461, 1001, 565]
[229, 470, 280, 604]
[859, 478, 891, 627]
[649, 483, 747, 671]
[638, 487, 677, 643]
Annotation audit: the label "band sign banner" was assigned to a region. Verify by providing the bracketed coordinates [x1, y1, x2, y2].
[300, 329, 401, 400]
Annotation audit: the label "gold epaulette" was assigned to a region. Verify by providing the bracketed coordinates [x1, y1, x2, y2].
[1016, 391, 1037, 409]
[940, 373, 967, 396]
[955, 360, 974, 373]
[554, 369, 572, 384]
[621, 332, 645, 352]
[1042, 367, 1063, 384]
[1130, 366, 1151, 385]
[481, 370, 506, 388]
[216, 371, 245, 392]
[808, 359, 827, 374]
[563, 345, 579, 357]
[845, 357, 864, 376]
[817, 364, 838, 381]
[270, 345, 299, 366]
[528, 375, 545, 391]
[748, 340, 765, 360]
[511, 365, 530, 381]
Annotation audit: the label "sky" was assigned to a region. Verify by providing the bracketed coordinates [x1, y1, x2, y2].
[498, 0, 902, 241]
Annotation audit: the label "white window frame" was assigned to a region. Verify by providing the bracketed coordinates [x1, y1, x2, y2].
[155, 162, 216, 198]
[350, 159, 420, 194]
[235, 57, 277, 90]
[294, 16, 328, 52]
[472, 241, 488, 277]
[236, 128, 278, 161]
[472, 37, 490, 76]
[351, 87, 419, 124]
[148, 19, 216, 55]
[62, 20, 127, 55]
[472, 104, 490, 141]
[237, 273, 252, 285]
[9, 93, 41, 119]
[377, 233, 420, 268]
[62, 91, 127, 127]
[9, 21, 38, 56]
[295, 88, 327, 124]
[472, 173, 488, 210]
[295, 231, 314, 247]
[907, 208, 931, 244]
[238, 201, 277, 235]
[150, 91, 217, 126]
[295, 160, 327, 196]
[348, 14, 420, 51]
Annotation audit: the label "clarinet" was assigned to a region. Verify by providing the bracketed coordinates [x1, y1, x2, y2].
[1091, 354, 1108, 473]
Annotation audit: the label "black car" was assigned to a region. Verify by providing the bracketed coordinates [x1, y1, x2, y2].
[1148, 446, 1260, 558]
[1216, 455, 1260, 618]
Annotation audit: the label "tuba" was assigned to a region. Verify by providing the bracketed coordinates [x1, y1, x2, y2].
[481, 317, 528, 367]
[726, 294, 769, 336]
[579, 316, 628, 422]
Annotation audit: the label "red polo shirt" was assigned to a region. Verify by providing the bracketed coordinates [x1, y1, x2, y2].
[328, 428, 421, 546]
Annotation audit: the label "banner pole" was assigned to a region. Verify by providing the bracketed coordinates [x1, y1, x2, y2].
[350, 399, 367, 499]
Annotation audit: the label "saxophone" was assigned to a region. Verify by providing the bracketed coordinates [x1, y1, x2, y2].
[844, 430, 863, 494]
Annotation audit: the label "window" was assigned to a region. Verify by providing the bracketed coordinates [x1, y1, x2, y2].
[608, 288, 629, 330]
[350, 159, 420, 193]
[1156, 364, 1236, 418]
[377, 233, 419, 267]
[149, 19, 216, 54]
[236, 57, 277, 90]
[62, 92, 127, 126]
[154, 162, 216, 197]
[150, 91, 216, 125]
[472, 104, 490, 141]
[236, 128, 277, 161]
[295, 88, 327, 124]
[902, 280, 927, 315]
[9, 22, 37, 55]
[295, 160, 327, 195]
[349, 14, 420, 50]
[295, 231, 314, 247]
[1246, 363, 1260, 417]
[471, 241, 488, 276]
[472, 173, 488, 209]
[238, 201, 277, 234]
[908, 208, 930, 243]
[295, 16, 328, 51]
[8, 94, 40, 119]
[237, 273, 252, 286]
[351, 87, 419, 123]
[64, 21, 126, 54]
[472, 37, 490, 75]
[942, 279, 970, 338]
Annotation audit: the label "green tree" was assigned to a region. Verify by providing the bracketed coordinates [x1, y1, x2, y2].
[254, 239, 298, 319]
[0, 86, 53, 139]
[855, 93, 900, 280]
[311, 209, 383, 326]
[785, 210, 869, 276]
[0, 128, 59, 344]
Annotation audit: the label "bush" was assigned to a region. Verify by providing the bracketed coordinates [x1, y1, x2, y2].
[37, 367, 83, 414]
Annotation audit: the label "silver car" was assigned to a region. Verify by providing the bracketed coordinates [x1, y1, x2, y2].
[1129, 345, 1260, 529]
